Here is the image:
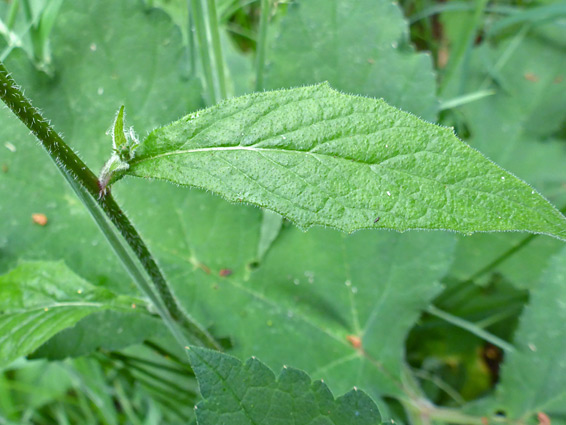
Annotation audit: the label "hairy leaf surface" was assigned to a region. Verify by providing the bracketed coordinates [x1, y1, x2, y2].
[188, 346, 381, 425]
[126, 83, 566, 239]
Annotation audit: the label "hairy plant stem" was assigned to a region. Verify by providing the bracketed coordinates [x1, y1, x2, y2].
[0, 61, 219, 351]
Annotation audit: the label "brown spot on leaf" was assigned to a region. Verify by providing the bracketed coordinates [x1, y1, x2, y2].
[538, 412, 551, 425]
[524, 72, 539, 82]
[367, 58, 375, 64]
[32, 213, 48, 226]
[1, 164, 7, 173]
[554, 76, 563, 84]
[219, 268, 233, 277]
[346, 335, 362, 349]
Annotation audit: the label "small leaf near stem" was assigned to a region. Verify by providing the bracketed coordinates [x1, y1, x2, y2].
[98, 105, 139, 196]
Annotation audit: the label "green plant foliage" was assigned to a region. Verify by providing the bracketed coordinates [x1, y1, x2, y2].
[264, 0, 437, 120]
[1, 0, 566, 423]
[177, 228, 455, 405]
[125, 83, 566, 239]
[0, 0, 203, 294]
[31, 310, 164, 360]
[446, 24, 566, 289]
[494, 245, 566, 418]
[188, 346, 382, 425]
[0, 261, 143, 365]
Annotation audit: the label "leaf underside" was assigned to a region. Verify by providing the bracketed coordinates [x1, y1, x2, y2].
[126, 83, 566, 240]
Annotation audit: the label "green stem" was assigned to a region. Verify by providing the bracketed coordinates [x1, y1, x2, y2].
[144, 340, 187, 367]
[405, 399, 514, 425]
[206, 0, 226, 98]
[20, 0, 41, 62]
[188, 0, 227, 103]
[466, 205, 566, 284]
[439, 0, 488, 95]
[426, 305, 515, 353]
[6, 0, 20, 30]
[187, 12, 197, 75]
[107, 352, 193, 376]
[0, 61, 219, 351]
[468, 234, 536, 283]
[411, 369, 465, 406]
[428, 407, 509, 425]
[255, 0, 271, 91]
[114, 383, 143, 425]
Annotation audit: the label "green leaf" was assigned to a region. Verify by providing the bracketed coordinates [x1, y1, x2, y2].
[112, 105, 128, 153]
[31, 310, 164, 360]
[0, 0, 203, 294]
[188, 346, 382, 425]
[264, 0, 438, 120]
[449, 233, 563, 289]
[445, 26, 566, 289]
[495, 245, 566, 419]
[125, 83, 566, 240]
[177, 229, 455, 405]
[0, 261, 141, 365]
[458, 35, 566, 200]
[0, 360, 73, 409]
[257, 210, 283, 261]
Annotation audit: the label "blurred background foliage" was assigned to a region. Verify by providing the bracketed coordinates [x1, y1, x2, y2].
[1, 0, 565, 423]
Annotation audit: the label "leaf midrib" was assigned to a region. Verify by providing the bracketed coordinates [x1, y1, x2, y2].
[129, 145, 563, 234]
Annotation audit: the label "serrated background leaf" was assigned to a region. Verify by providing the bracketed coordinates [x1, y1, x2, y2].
[188, 346, 382, 425]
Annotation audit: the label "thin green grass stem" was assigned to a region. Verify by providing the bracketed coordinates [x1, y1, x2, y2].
[426, 305, 515, 353]
[188, 0, 227, 103]
[439, 0, 489, 96]
[255, 0, 271, 91]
